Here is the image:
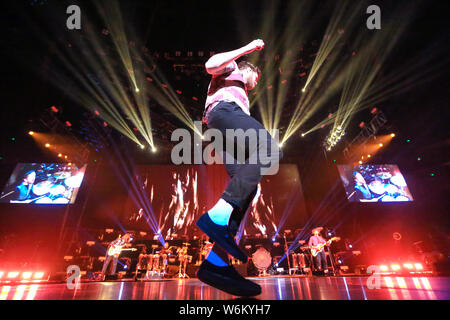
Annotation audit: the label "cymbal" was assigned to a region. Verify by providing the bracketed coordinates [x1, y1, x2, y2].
[54, 172, 71, 179]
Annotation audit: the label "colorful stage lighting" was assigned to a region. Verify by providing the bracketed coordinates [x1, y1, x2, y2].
[29, 131, 35, 135]
[379, 265, 389, 272]
[414, 263, 423, 270]
[22, 272, 33, 280]
[403, 263, 414, 269]
[7, 272, 19, 279]
[0, 271, 3, 279]
[390, 133, 396, 137]
[34, 272, 45, 279]
[45, 143, 51, 148]
[391, 264, 401, 271]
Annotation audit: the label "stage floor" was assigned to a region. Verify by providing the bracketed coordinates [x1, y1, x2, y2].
[1, 275, 448, 300]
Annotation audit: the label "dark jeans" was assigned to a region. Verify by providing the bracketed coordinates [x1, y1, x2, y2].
[314, 250, 328, 271]
[206, 101, 282, 213]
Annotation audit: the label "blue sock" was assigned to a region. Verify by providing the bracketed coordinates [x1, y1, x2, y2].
[206, 250, 229, 267]
[208, 198, 233, 226]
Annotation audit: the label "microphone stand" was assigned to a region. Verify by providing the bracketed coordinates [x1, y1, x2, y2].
[283, 233, 292, 275]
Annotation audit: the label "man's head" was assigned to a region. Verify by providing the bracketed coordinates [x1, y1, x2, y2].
[122, 233, 132, 242]
[353, 172, 366, 185]
[23, 171, 36, 185]
[238, 61, 261, 90]
[312, 227, 323, 236]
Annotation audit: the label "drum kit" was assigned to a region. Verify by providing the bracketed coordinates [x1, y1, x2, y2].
[136, 242, 194, 279]
[28, 171, 78, 204]
[366, 171, 410, 201]
[176, 243, 192, 278]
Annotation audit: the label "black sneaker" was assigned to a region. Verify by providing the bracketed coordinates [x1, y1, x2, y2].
[197, 260, 261, 297]
[196, 212, 248, 263]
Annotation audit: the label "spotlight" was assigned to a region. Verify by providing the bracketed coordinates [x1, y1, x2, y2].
[403, 263, 413, 270]
[28, 131, 35, 136]
[58, 154, 62, 157]
[391, 264, 401, 271]
[140, 145, 145, 150]
[301, 133, 305, 137]
[135, 88, 140, 93]
[278, 142, 284, 148]
[379, 265, 389, 272]
[7, 272, 19, 279]
[348, 244, 353, 248]
[379, 143, 383, 147]
[33, 272, 45, 279]
[367, 154, 371, 158]
[272, 237, 276, 242]
[45, 143, 51, 148]
[414, 263, 423, 270]
[151, 147, 157, 153]
[301, 88, 306, 92]
[390, 133, 396, 138]
[359, 161, 363, 164]
[22, 272, 33, 280]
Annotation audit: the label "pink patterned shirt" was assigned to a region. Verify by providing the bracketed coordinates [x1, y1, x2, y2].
[204, 61, 250, 118]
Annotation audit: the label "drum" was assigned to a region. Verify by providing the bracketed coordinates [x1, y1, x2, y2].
[49, 184, 66, 196]
[32, 181, 53, 196]
[368, 180, 385, 195]
[64, 173, 84, 189]
[252, 247, 272, 272]
[152, 254, 160, 268]
[291, 253, 298, 268]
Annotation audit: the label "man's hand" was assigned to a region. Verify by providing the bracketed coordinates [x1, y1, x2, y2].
[245, 39, 265, 54]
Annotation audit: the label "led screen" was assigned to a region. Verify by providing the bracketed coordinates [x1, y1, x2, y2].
[123, 164, 307, 237]
[338, 164, 413, 202]
[0, 163, 87, 204]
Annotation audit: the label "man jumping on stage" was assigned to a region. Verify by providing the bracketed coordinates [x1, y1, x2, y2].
[196, 39, 282, 296]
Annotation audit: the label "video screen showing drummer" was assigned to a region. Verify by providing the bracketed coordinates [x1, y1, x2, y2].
[339, 164, 413, 202]
[0, 163, 87, 204]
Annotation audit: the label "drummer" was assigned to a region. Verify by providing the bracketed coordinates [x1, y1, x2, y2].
[15, 170, 37, 201]
[350, 171, 372, 201]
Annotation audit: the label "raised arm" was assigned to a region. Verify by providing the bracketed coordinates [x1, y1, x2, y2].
[205, 39, 264, 75]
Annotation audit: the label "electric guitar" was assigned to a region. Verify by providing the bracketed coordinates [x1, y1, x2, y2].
[107, 244, 137, 257]
[310, 237, 340, 257]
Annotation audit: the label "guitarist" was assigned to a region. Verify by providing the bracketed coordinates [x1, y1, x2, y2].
[101, 233, 132, 279]
[308, 227, 329, 274]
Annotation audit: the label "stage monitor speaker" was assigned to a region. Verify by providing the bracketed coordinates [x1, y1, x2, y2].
[48, 272, 67, 282]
